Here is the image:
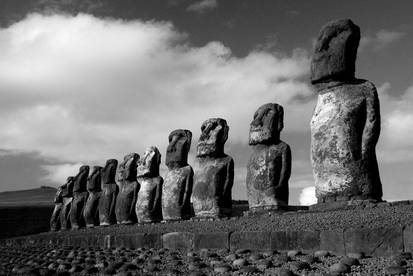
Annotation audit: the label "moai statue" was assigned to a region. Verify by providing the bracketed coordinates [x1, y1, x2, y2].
[192, 118, 234, 218]
[70, 165, 90, 229]
[60, 176, 74, 230]
[246, 103, 291, 212]
[83, 166, 103, 228]
[310, 19, 382, 203]
[50, 184, 64, 231]
[98, 159, 119, 226]
[115, 153, 140, 224]
[162, 129, 194, 221]
[135, 146, 163, 223]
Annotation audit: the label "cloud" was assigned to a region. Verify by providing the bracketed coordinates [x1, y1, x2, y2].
[0, 13, 312, 186]
[186, 0, 217, 14]
[299, 186, 316, 205]
[360, 29, 405, 52]
[43, 162, 83, 184]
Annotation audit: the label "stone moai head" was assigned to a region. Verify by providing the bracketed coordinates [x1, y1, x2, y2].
[123, 153, 140, 181]
[137, 146, 161, 177]
[88, 166, 102, 190]
[102, 159, 118, 184]
[74, 165, 90, 190]
[166, 129, 192, 169]
[197, 118, 229, 157]
[311, 19, 360, 84]
[249, 103, 284, 145]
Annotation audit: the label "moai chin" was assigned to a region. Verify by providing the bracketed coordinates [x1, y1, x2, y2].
[135, 146, 163, 223]
[70, 165, 89, 229]
[60, 176, 74, 230]
[162, 129, 194, 221]
[83, 166, 102, 228]
[50, 184, 64, 231]
[192, 118, 234, 218]
[310, 19, 382, 203]
[246, 103, 291, 212]
[115, 153, 140, 224]
[98, 159, 119, 226]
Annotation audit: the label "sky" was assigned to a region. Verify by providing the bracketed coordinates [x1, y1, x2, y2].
[1, 0, 413, 205]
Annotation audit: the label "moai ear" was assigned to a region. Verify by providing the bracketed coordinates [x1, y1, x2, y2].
[220, 120, 229, 143]
[184, 130, 192, 146]
[276, 104, 284, 133]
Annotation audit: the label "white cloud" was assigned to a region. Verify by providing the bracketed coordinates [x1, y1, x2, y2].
[43, 162, 83, 184]
[299, 186, 316, 206]
[186, 0, 217, 13]
[0, 13, 312, 186]
[360, 29, 405, 52]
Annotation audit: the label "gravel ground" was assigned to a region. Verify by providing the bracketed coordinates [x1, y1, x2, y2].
[29, 202, 413, 238]
[0, 245, 412, 275]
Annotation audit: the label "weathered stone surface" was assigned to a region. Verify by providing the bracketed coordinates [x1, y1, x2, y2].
[320, 229, 345, 255]
[247, 103, 291, 211]
[270, 231, 320, 252]
[136, 146, 163, 223]
[311, 19, 360, 84]
[403, 224, 413, 253]
[70, 165, 90, 229]
[230, 231, 272, 251]
[193, 232, 229, 249]
[311, 80, 382, 202]
[162, 232, 195, 249]
[163, 129, 194, 221]
[99, 159, 119, 226]
[113, 233, 162, 249]
[49, 185, 64, 231]
[344, 227, 403, 256]
[192, 118, 234, 218]
[115, 153, 140, 224]
[83, 166, 102, 228]
[311, 19, 382, 203]
[59, 176, 74, 230]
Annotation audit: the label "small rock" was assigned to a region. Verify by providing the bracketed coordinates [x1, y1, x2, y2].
[273, 254, 290, 267]
[314, 250, 329, 258]
[287, 250, 301, 258]
[301, 255, 317, 264]
[235, 248, 251, 255]
[385, 266, 407, 275]
[340, 257, 359, 266]
[239, 266, 257, 273]
[278, 268, 296, 276]
[189, 271, 205, 276]
[263, 250, 278, 257]
[214, 264, 231, 273]
[329, 263, 350, 275]
[233, 258, 247, 267]
[225, 254, 237, 262]
[290, 260, 310, 271]
[256, 259, 272, 270]
[346, 252, 365, 259]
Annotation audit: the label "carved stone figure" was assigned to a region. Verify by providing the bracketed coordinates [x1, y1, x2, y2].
[246, 103, 291, 212]
[192, 118, 234, 218]
[60, 176, 74, 230]
[135, 146, 163, 223]
[115, 153, 140, 224]
[99, 159, 119, 226]
[83, 166, 102, 228]
[50, 184, 64, 231]
[310, 19, 382, 203]
[162, 129, 194, 221]
[70, 165, 90, 229]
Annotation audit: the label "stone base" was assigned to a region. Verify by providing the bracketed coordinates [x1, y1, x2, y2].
[310, 198, 383, 211]
[243, 205, 287, 217]
[190, 216, 229, 222]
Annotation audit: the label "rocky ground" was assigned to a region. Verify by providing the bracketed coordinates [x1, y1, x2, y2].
[0, 245, 412, 275]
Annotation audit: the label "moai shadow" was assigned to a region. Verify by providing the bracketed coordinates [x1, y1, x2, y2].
[60, 176, 74, 230]
[192, 118, 234, 219]
[50, 184, 64, 231]
[310, 19, 382, 204]
[99, 159, 119, 226]
[70, 165, 90, 229]
[83, 166, 102, 228]
[246, 103, 291, 214]
[136, 146, 163, 223]
[162, 129, 194, 221]
[115, 153, 140, 224]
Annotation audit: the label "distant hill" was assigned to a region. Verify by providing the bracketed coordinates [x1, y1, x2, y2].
[0, 186, 56, 207]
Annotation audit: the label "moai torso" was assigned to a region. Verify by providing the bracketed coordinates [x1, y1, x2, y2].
[60, 176, 74, 230]
[115, 153, 140, 224]
[84, 166, 102, 228]
[70, 165, 90, 229]
[99, 159, 118, 226]
[162, 129, 194, 221]
[310, 19, 382, 203]
[136, 147, 163, 223]
[246, 103, 291, 211]
[50, 185, 64, 231]
[192, 118, 234, 218]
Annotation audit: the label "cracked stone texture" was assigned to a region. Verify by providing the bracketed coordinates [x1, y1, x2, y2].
[84, 166, 102, 228]
[59, 177, 74, 230]
[70, 165, 90, 229]
[49, 185, 64, 231]
[192, 118, 234, 218]
[99, 159, 119, 226]
[163, 129, 194, 221]
[115, 153, 140, 225]
[310, 19, 382, 203]
[136, 147, 163, 223]
[247, 103, 291, 210]
[311, 19, 360, 84]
